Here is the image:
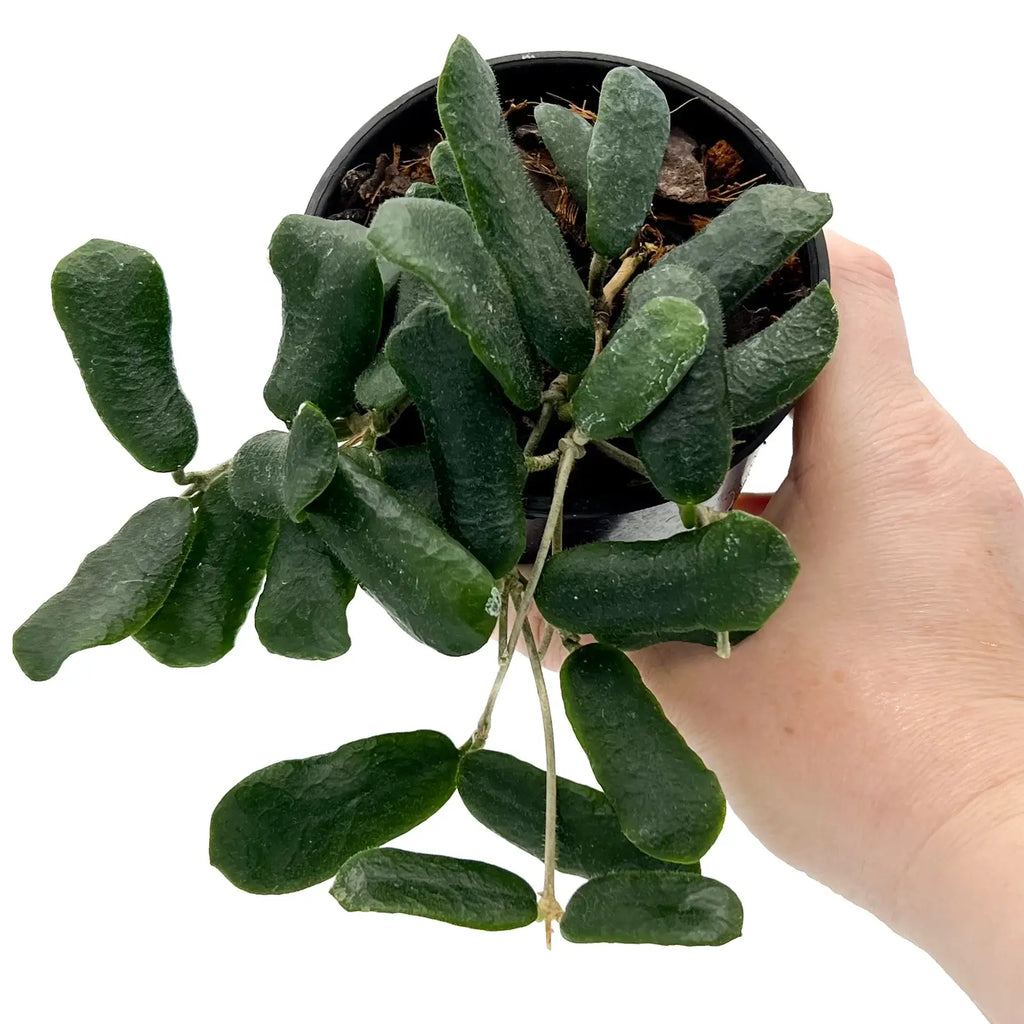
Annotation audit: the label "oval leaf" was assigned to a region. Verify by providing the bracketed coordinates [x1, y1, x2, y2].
[367, 197, 541, 409]
[264, 215, 383, 422]
[13, 498, 196, 680]
[332, 847, 537, 930]
[429, 140, 469, 211]
[386, 302, 526, 576]
[405, 181, 441, 200]
[134, 474, 278, 667]
[255, 518, 356, 660]
[458, 749, 700, 879]
[437, 36, 593, 374]
[572, 296, 707, 441]
[586, 66, 670, 259]
[228, 430, 290, 518]
[560, 871, 742, 945]
[536, 511, 799, 645]
[534, 102, 592, 209]
[560, 644, 725, 863]
[375, 445, 443, 525]
[306, 452, 497, 657]
[210, 731, 459, 894]
[354, 349, 408, 413]
[51, 239, 198, 472]
[727, 281, 839, 427]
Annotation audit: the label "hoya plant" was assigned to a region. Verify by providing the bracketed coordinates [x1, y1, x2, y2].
[12, 36, 837, 947]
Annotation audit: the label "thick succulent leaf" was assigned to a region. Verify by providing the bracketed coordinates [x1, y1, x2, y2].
[13, 498, 196, 681]
[458, 749, 700, 879]
[376, 256, 401, 297]
[367, 197, 541, 409]
[332, 848, 537, 930]
[228, 402, 338, 521]
[437, 36, 593, 374]
[210, 731, 459, 894]
[264, 215, 383, 422]
[534, 102, 592, 209]
[650, 184, 833, 312]
[629, 264, 731, 504]
[254, 519, 356, 660]
[134, 474, 278, 667]
[560, 871, 743, 945]
[727, 281, 839, 427]
[386, 302, 526, 576]
[429, 140, 469, 210]
[306, 453, 497, 657]
[536, 512, 799, 645]
[586, 66, 670, 259]
[375, 445, 443, 525]
[393, 269, 437, 325]
[405, 181, 441, 200]
[51, 239, 198, 472]
[572, 297, 707, 441]
[560, 644, 725, 863]
[354, 349, 407, 413]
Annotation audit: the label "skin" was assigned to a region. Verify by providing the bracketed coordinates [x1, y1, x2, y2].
[532, 233, 1024, 1021]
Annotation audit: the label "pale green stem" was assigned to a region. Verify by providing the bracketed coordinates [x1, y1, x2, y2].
[524, 402, 555, 457]
[591, 439, 648, 476]
[588, 253, 610, 300]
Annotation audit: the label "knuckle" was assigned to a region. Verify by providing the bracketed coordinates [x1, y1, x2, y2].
[835, 241, 898, 296]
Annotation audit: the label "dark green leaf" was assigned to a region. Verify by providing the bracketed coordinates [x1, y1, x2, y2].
[586, 66, 670, 259]
[394, 269, 437, 325]
[429, 140, 469, 210]
[386, 302, 526, 576]
[306, 452, 498, 656]
[650, 184, 832, 311]
[134, 474, 278, 667]
[13, 498, 196, 680]
[228, 430, 290, 518]
[560, 871, 742, 945]
[572, 296, 707, 441]
[536, 511, 799, 645]
[560, 644, 725, 863]
[331, 847, 537, 930]
[534, 102, 592, 209]
[437, 36, 593, 374]
[727, 281, 838, 427]
[210, 731, 459, 894]
[51, 239, 198, 472]
[367, 197, 541, 409]
[254, 518, 356, 660]
[458, 749, 700, 878]
[354, 349, 408, 413]
[264, 215, 383, 422]
[375, 445, 443, 525]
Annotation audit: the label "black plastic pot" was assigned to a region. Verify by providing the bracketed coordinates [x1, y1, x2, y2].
[307, 51, 830, 551]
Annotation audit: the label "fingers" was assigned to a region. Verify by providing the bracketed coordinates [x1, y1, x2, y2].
[732, 492, 772, 517]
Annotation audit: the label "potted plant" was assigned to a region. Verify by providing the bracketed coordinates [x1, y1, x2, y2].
[12, 36, 836, 948]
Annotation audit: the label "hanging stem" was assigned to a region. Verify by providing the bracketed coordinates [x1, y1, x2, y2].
[602, 250, 646, 306]
[464, 581, 516, 752]
[591, 439, 648, 476]
[588, 254, 609, 300]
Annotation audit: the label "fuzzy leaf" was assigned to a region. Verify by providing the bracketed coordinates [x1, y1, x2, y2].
[429, 140, 469, 210]
[264, 215, 383, 422]
[367, 197, 541, 409]
[51, 239, 198, 472]
[375, 445, 443, 525]
[405, 181, 441, 200]
[13, 498, 196, 680]
[437, 36, 593, 374]
[572, 297, 707, 440]
[355, 348, 408, 413]
[332, 848, 537, 930]
[210, 731, 459, 894]
[560, 871, 743, 945]
[586, 66, 670, 259]
[534, 102, 592, 209]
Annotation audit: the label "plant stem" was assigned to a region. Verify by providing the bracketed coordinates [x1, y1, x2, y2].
[172, 459, 231, 494]
[591, 439, 648, 476]
[464, 582, 515, 752]
[525, 449, 562, 473]
[602, 251, 646, 306]
[523, 402, 555, 457]
[588, 254, 609, 300]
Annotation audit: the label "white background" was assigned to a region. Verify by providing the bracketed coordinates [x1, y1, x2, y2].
[2, 3, 1020, 1022]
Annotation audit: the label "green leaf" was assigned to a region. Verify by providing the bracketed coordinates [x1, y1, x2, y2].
[535, 511, 799, 645]
[306, 452, 497, 657]
[331, 848, 537, 931]
[572, 296, 707, 441]
[228, 402, 338, 521]
[560, 871, 743, 945]
[437, 36, 593, 374]
[210, 731, 459, 894]
[367, 197, 541, 409]
[727, 281, 839, 427]
[586, 66, 670, 259]
[375, 445, 443, 525]
[264, 215, 383, 422]
[386, 302, 526, 576]
[534, 102, 592, 209]
[628, 264, 732, 504]
[134, 474, 278, 667]
[405, 181, 441, 200]
[354, 348, 407, 413]
[458, 749, 700, 879]
[51, 239, 198, 473]
[429, 140, 470, 210]
[13, 498, 196, 681]
[650, 184, 833, 311]
[560, 644, 726, 863]
[254, 518, 356, 660]
[376, 255, 401, 297]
